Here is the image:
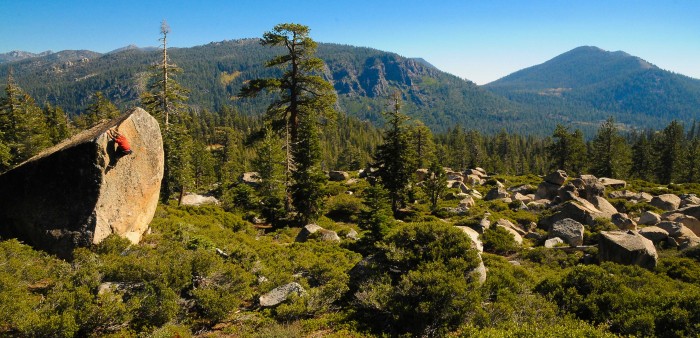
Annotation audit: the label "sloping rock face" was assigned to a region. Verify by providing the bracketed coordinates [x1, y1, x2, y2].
[0, 108, 163, 257]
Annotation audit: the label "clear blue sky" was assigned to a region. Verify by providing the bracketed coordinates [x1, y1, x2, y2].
[2, 0, 698, 84]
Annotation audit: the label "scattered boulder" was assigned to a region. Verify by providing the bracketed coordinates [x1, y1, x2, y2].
[680, 194, 700, 207]
[588, 196, 618, 219]
[544, 170, 568, 185]
[663, 213, 700, 236]
[180, 193, 220, 206]
[485, 187, 510, 201]
[549, 218, 584, 247]
[476, 216, 491, 234]
[543, 197, 608, 227]
[346, 229, 359, 240]
[655, 221, 700, 248]
[442, 206, 469, 216]
[471, 255, 487, 285]
[465, 174, 484, 186]
[677, 205, 700, 220]
[639, 226, 669, 244]
[599, 177, 627, 189]
[241, 172, 261, 185]
[328, 170, 350, 181]
[509, 184, 535, 195]
[535, 181, 561, 200]
[446, 172, 464, 182]
[544, 237, 565, 248]
[599, 231, 658, 270]
[458, 196, 475, 208]
[651, 194, 681, 211]
[639, 211, 662, 225]
[611, 213, 637, 231]
[513, 192, 532, 203]
[455, 226, 483, 252]
[295, 224, 340, 242]
[496, 222, 523, 245]
[259, 282, 306, 307]
[496, 219, 527, 237]
[0, 108, 163, 257]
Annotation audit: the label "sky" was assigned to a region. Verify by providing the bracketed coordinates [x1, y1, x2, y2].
[1, 0, 699, 85]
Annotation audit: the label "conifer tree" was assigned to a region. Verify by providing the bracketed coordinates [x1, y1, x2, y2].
[357, 183, 393, 252]
[219, 128, 246, 184]
[630, 131, 655, 181]
[252, 127, 286, 224]
[42, 103, 71, 145]
[290, 113, 327, 223]
[589, 117, 631, 178]
[657, 120, 687, 184]
[410, 121, 435, 169]
[190, 140, 216, 190]
[78, 91, 120, 129]
[548, 124, 586, 174]
[0, 71, 51, 167]
[374, 92, 417, 215]
[421, 161, 447, 211]
[141, 20, 192, 202]
[239, 23, 336, 222]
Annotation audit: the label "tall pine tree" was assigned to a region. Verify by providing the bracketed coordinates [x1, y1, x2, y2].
[0, 71, 51, 169]
[239, 23, 336, 223]
[589, 117, 631, 179]
[374, 92, 417, 215]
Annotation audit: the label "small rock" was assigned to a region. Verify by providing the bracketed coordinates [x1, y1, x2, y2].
[180, 193, 220, 206]
[599, 178, 627, 189]
[544, 170, 568, 186]
[549, 218, 584, 247]
[259, 282, 305, 307]
[638, 226, 669, 243]
[295, 224, 340, 242]
[485, 187, 510, 201]
[328, 170, 349, 181]
[611, 213, 637, 231]
[544, 237, 565, 248]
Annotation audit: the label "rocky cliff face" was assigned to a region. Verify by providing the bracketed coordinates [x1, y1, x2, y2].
[0, 107, 163, 257]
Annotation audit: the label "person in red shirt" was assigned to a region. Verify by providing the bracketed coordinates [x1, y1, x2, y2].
[107, 128, 133, 156]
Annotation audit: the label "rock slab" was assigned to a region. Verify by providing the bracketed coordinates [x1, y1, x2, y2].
[0, 108, 163, 257]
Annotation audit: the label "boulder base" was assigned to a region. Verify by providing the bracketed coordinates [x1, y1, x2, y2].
[0, 108, 163, 257]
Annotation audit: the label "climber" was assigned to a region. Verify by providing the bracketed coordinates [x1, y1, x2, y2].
[107, 128, 133, 156]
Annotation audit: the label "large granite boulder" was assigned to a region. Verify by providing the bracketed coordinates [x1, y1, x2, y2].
[611, 213, 637, 231]
[455, 226, 483, 252]
[0, 108, 163, 257]
[549, 218, 584, 247]
[544, 170, 568, 185]
[639, 211, 662, 225]
[599, 231, 658, 269]
[599, 178, 627, 189]
[651, 194, 681, 211]
[639, 226, 669, 244]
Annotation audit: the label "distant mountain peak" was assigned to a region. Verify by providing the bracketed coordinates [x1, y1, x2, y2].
[0, 50, 52, 64]
[107, 45, 158, 54]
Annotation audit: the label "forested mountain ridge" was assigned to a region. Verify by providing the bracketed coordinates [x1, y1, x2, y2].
[485, 46, 700, 127]
[0, 39, 526, 133]
[2, 43, 700, 135]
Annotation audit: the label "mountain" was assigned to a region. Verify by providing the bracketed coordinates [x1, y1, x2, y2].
[107, 45, 159, 54]
[2, 43, 698, 135]
[0, 39, 536, 134]
[485, 46, 700, 128]
[0, 50, 53, 64]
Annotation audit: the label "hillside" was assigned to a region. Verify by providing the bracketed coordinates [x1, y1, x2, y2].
[485, 46, 700, 128]
[0, 40, 528, 134]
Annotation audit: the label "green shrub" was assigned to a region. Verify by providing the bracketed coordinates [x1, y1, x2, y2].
[325, 193, 362, 222]
[352, 222, 482, 336]
[482, 226, 519, 255]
